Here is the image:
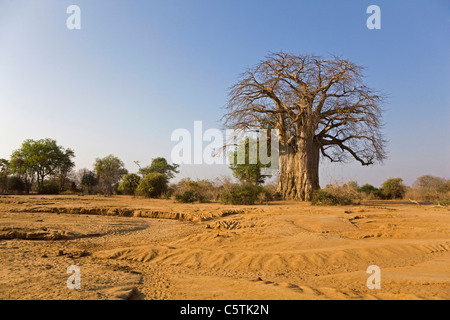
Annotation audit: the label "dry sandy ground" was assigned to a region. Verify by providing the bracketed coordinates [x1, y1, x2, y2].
[0, 195, 449, 300]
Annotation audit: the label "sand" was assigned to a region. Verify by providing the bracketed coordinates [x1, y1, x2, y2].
[0, 194, 448, 300]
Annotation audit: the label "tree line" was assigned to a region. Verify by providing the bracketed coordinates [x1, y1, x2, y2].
[1, 138, 448, 206]
[0, 138, 179, 197]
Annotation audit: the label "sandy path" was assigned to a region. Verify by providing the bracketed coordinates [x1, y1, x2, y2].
[0, 195, 448, 300]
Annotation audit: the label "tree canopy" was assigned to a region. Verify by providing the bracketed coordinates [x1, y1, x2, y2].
[94, 155, 128, 195]
[79, 169, 98, 194]
[136, 172, 168, 198]
[118, 173, 141, 196]
[9, 138, 75, 193]
[138, 157, 179, 180]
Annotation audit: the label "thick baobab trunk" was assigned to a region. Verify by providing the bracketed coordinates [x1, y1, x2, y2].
[277, 136, 320, 201]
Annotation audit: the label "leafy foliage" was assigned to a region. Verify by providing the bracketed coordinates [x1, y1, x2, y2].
[38, 181, 60, 195]
[9, 139, 75, 194]
[174, 191, 198, 203]
[228, 137, 272, 185]
[358, 183, 384, 199]
[136, 172, 168, 198]
[118, 173, 141, 195]
[94, 155, 128, 195]
[139, 157, 179, 180]
[381, 178, 406, 200]
[173, 178, 217, 203]
[220, 183, 264, 205]
[6, 176, 25, 194]
[79, 169, 98, 194]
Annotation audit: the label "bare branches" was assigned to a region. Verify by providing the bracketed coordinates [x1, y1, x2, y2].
[222, 52, 387, 166]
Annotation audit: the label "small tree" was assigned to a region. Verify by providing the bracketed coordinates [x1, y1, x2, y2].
[381, 178, 406, 200]
[414, 175, 447, 193]
[9, 139, 75, 193]
[54, 158, 76, 192]
[228, 137, 272, 185]
[139, 157, 179, 180]
[94, 155, 128, 195]
[359, 183, 377, 195]
[410, 175, 449, 201]
[7, 156, 34, 193]
[79, 169, 98, 194]
[136, 172, 168, 198]
[118, 173, 141, 196]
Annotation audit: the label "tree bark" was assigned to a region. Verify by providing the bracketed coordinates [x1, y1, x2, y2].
[276, 147, 299, 200]
[276, 133, 320, 201]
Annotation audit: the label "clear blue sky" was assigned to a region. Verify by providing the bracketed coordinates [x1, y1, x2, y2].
[0, 0, 449, 187]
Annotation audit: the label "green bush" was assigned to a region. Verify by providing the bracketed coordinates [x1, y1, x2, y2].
[220, 184, 263, 205]
[118, 173, 141, 195]
[174, 191, 198, 203]
[136, 172, 168, 198]
[359, 183, 384, 199]
[381, 178, 406, 200]
[38, 181, 60, 195]
[312, 189, 340, 205]
[7, 176, 25, 194]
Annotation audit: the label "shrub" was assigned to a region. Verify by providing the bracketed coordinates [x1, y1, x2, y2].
[414, 175, 448, 192]
[38, 181, 60, 195]
[407, 175, 450, 202]
[381, 178, 406, 200]
[359, 183, 384, 200]
[312, 183, 361, 205]
[7, 176, 25, 194]
[312, 189, 340, 205]
[79, 169, 98, 194]
[172, 178, 219, 203]
[261, 183, 279, 201]
[136, 172, 168, 198]
[403, 175, 450, 204]
[118, 173, 141, 195]
[220, 183, 263, 205]
[174, 191, 198, 203]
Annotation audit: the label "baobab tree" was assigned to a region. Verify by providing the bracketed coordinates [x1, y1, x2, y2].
[223, 52, 386, 200]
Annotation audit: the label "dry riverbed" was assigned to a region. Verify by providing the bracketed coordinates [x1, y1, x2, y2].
[0, 195, 449, 300]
